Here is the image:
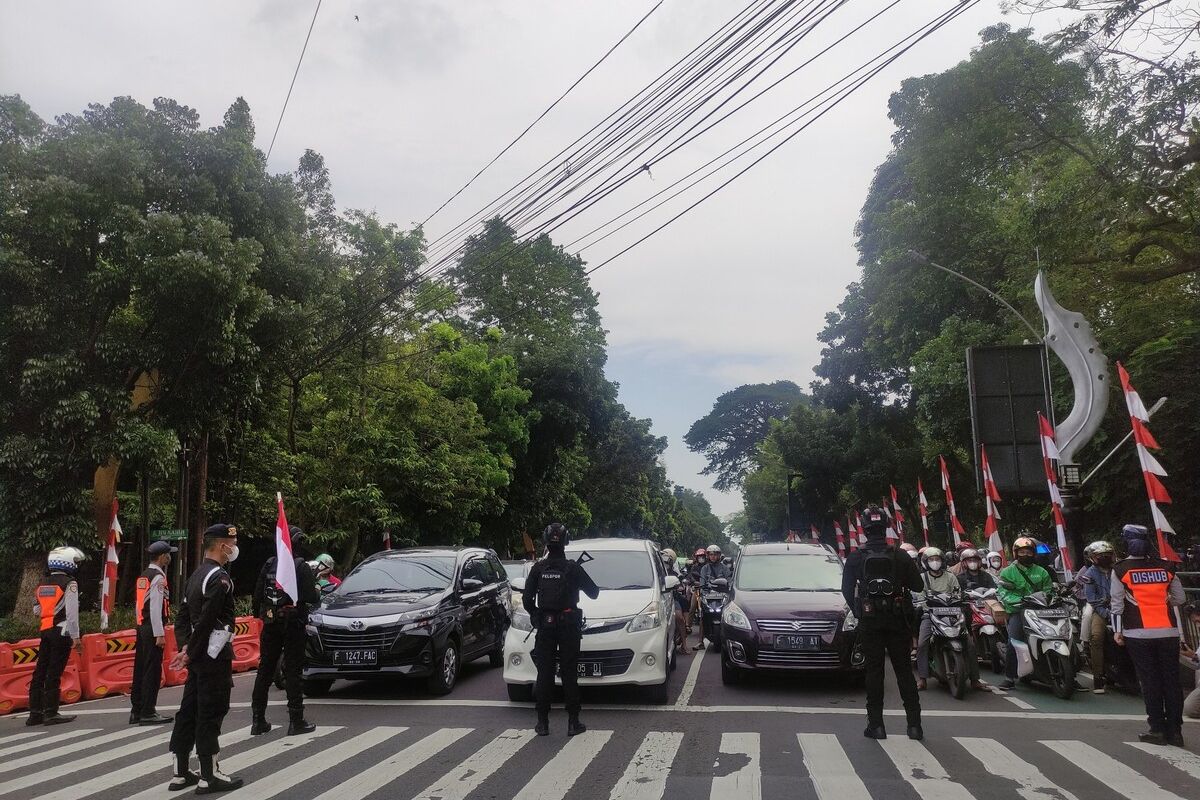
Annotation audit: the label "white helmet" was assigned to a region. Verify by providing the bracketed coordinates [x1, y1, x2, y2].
[48, 546, 86, 573]
[706, 545, 722, 555]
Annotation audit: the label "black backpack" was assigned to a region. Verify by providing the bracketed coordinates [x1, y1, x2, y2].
[859, 549, 904, 616]
[535, 559, 573, 624]
[262, 557, 296, 611]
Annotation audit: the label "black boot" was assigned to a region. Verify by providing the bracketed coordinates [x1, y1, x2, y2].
[863, 724, 887, 739]
[907, 724, 924, 741]
[42, 712, 75, 725]
[129, 711, 141, 725]
[250, 709, 272, 736]
[287, 709, 316, 736]
[1165, 729, 1185, 748]
[534, 715, 549, 737]
[195, 755, 243, 794]
[25, 712, 43, 727]
[567, 714, 586, 736]
[168, 753, 200, 792]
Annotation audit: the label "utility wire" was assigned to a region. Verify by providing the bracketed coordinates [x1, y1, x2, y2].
[266, 0, 323, 161]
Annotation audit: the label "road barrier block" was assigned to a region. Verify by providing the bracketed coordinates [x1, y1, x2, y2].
[0, 637, 83, 715]
[231, 617, 261, 673]
[162, 625, 187, 687]
[80, 629, 138, 700]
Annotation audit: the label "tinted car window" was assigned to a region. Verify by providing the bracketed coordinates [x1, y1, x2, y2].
[566, 549, 654, 590]
[486, 556, 505, 584]
[338, 556, 456, 594]
[735, 554, 842, 592]
[461, 558, 488, 586]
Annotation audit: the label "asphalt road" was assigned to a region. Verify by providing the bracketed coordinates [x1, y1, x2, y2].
[2, 643, 1198, 799]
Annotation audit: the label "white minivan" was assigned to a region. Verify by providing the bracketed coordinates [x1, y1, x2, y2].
[503, 538, 678, 703]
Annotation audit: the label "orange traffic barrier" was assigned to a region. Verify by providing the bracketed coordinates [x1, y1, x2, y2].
[162, 625, 187, 687]
[231, 616, 261, 673]
[79, 629, 138, 700]
[0, 637, 84, 715]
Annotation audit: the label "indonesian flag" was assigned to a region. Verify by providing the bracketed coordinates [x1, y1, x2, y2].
[980, 445, 1004, 562]
[274, 493, 299, 605]
[845, 515, 858, 552]
[917, 479, 930, 548]
[833, 520, 846, 557]
[1037, 413, 1074, 579]
[382, 530, 392, 550]
[939, 455, 966, 546]
[889, 485, 906, 543]
[854, 511, 866, 545]
[810, 523, 821, 543]
[100, 498, 121, 631]
[882, 501, 897, 543]
[1117, 363, 1180, 561]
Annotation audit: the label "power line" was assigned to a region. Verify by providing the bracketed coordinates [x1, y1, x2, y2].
[266, 0, 323, 161]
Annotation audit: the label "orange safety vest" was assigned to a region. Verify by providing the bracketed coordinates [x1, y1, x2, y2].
[1114, 558, 1175, 630]
[135, 568, 170, 626]
[36, 575, 69, 632]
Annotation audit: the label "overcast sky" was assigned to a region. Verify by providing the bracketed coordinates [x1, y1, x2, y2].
[2, 0, 1059, 518]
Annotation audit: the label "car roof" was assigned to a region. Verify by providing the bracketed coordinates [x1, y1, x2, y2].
[373, 546, 491, 559]
[739, 542, 831, 555]
[564, 537, 656, 552]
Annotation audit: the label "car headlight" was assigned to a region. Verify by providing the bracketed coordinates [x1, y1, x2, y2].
[627, 602, 662, 633]
[721, 603, 751, 631]
[511, 609, 533, 632]
[842, 609, 858, 631]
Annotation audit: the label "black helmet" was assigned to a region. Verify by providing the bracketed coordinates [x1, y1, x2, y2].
[862, 506, 888, 537]
[288, 525, 304, 545]
[543, 523, 569, 548]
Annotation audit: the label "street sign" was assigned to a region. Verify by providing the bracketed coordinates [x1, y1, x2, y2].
[151, 528, 188, 542]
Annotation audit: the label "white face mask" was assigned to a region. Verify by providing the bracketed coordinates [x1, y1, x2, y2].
[224, 544, 240, 563]
[966, 559, 981, 572]
[927, 559, 943, 573]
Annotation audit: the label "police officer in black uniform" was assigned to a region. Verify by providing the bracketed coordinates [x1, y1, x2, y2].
[166, 524, 243, 794]
[130, 540, 177, 725]
[521, 523, 600, 737]
[250, 524, 319, 736]
[842, 506, 924, 740]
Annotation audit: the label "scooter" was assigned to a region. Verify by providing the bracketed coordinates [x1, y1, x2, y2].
[701, 577, 729, 651]
[1009, 588, 1076, 699]
[966, 587, 1006, 674]
[924, 591, 971, 700]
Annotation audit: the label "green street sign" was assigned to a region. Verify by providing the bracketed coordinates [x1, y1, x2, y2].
[151, 528, 188, 542]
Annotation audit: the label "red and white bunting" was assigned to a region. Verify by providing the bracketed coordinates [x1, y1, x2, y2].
[1117, 362, 1180, 561]
[845, 515, 858, 552]
[889, 485, 906, 544]
[980, 445, 1004, 563]
[917, 479, 931, 548]
[100, 498, 121, 631]
[939, 455, 967, 546]
[274, 493, 299, 605]
[833, 520, 846, 557]
[854, 511, 867, 545]
[810, 523, 821, 543]
[1037, 413, 1074, 580]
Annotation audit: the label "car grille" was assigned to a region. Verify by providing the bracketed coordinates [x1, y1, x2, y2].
[582, 619, 630, 635]
[756, 618, 837, 635]
[755, 650, 842, 668]
[318, 627, 400, 650]
[579, 648, 635, 676]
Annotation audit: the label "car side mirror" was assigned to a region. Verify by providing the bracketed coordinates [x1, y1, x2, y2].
[509, 577, 524, 592]
[663, 575, 679, 591]
[461, 577, 485, 592]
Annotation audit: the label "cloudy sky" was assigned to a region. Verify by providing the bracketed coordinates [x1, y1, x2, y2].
[2, 0, 1059, 518]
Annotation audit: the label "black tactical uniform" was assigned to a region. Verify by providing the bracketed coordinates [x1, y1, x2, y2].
[522, 523, 599, 737]
[130, 541, 176, 725]
[250, 530, 319, 736]
[842, 507, 924, 740]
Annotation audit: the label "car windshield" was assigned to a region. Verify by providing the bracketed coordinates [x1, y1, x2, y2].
[337, 556, 456, 595]
[735, 553, 842, 592]
[565, 549, 655, 590]
[502, 562, 528, 581]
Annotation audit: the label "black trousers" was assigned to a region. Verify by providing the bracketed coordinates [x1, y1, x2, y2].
[130, 625, 164, 717]
[169, 658, 232, 757]
[28, 628, 72, 716]
[859, 616, 921, 728]
[252, 617, 305, 712]
[533, 623, 583, 716]
[1125, 636, 1184, 734]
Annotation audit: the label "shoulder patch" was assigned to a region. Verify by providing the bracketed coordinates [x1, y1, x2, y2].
[220, 576, 232, 591]
[67, 582, 78, 593]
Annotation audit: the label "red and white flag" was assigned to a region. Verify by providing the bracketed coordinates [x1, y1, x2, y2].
[1037, 413, 1074, 579]
[1117, 363, 1180, 561]
[785, 530, 799, 543]
[382, 530, 392, 550]
[845, 515, 858, 552]
[100, 498, 121, 631]
[833, 520, 846, 557]
[917, 479, 930, 548]
[810, 523, 821, 543]
[889, 485, 906, 544]
[274, 493, 299, 605]
[980, 445, 1004, 563]
[854, 511, 867, 545]
[881, 500, 898, 543]
[939, 455, 966, 547]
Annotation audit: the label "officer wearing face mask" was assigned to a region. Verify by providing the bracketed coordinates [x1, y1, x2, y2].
[130, 541, 178, 725]
[996, 536, 1054, 689]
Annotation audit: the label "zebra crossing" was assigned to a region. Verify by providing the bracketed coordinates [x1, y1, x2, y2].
[0, 721, 1197, 799]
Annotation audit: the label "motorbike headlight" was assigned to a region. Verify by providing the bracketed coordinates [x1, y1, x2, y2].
[510, 609, 533, 632]
[1023, 611, 1061, 638]
[627, 602, 662, 633]
[842, 609, 858, 631]
[722, 603, 751, 631]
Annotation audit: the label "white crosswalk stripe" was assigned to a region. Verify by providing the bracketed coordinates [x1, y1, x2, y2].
[878, 738, 975, 800]
[310, 727, 467, 800]
[0, 725, 148, 777]
[0, 726, 95, 758]
[0, 729, 171, 797]
[514, 729, 614, 800]
[412, 728, 534, 800]
[1043, 740, 1190, 800]
[798, 732, 871, 800]
[0, 729, 46, 747]
[711, 732, 760, 800]
[1128, 741, 1200, 782]
[609, 730, 684, 800]
[957, 736, 1080, 800]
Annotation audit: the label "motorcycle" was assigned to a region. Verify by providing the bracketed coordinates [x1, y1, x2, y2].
[701, 577, 729, 651]
[1079, 602, 1140, 692]
[966, 587, 1006, 674]
[1010, 588, 1076, 699]
[923, 591, 971, 700]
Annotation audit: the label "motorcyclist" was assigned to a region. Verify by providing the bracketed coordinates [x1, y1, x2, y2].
[313, 553, 341, 594]
[1081, 540, 1115, 694]
[700, 545, 731, 591]
[899, 542, 918, 560]
[956, 549, 995, 592]
[997, 537, 1055, 689]
[661, 549, 691, 656]
[948, 541, 974, 575]
[686, 550, 705, 642]
[916, 548, 981, 691]
[984, 550, 1004, 578]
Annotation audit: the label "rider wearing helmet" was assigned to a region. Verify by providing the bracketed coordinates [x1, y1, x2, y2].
[984, 550, 1004, 577]
[899, 542, 918, 559]
[1082, 540, 1116, 693]
[948, 540, 975, 575]
[915, 548, 980, 691]
[313, 553, 341, 593]
[27, 546, 86, 726]
[997, 536, 1055, 689]
[661, 549, 691, 656]
[956, 548, 995, 592]
[700, 544, 731, 592]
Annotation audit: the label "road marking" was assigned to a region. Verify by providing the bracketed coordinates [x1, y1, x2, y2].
[608, 731, 683, 800]
[0, 727, 93, 758]
[411, 728, 534, 800]
[122, 726, 342, 800]
[245, 727, 408, 800]
[1128, 741, 1200, 781]
[0, 725, 146, 775]
[878, 738, 975, 799]
[0, 729, 170, 796]
[310, 727, 465, 800]
[1043, 740, 1189, 800]
[674, 646, 706, 707]
[797, 733, 870, 800]
[711, 732, 760, 800]
[956, 737, 1079, 800]
[514, 729, 613, 800]
[0, 729, 45, 748]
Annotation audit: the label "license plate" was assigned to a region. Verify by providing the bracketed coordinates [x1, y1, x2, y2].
[774, 634, 821, 651]
[555, 661, 604, 677]
[1036, 608, 1069, 618]
[332, 649, 378, 666]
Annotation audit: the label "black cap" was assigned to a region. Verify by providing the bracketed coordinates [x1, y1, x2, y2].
[147, 541, 178, 556]
[204, 523, 238, 539]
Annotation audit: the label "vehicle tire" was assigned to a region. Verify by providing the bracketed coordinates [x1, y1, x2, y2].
[506, 682, 534, 702]
[302, 678, 333, 698]
[946, 649, 968, 700]
[990, 638, 1006, 675]
[646, 679, 670, 704]
[488, 645, 505, 669]
[1048, 652, 1075, 700]
[427, 640, 460, 696]
[721, 657, 740, 686]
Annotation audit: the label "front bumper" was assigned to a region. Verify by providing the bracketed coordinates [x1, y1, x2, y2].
[502, 622, 669, 687]
[304, 623, 441, 681]
[721, 619, 861, 672]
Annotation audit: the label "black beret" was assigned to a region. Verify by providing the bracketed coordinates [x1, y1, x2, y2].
[204, 523, 238, 539]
